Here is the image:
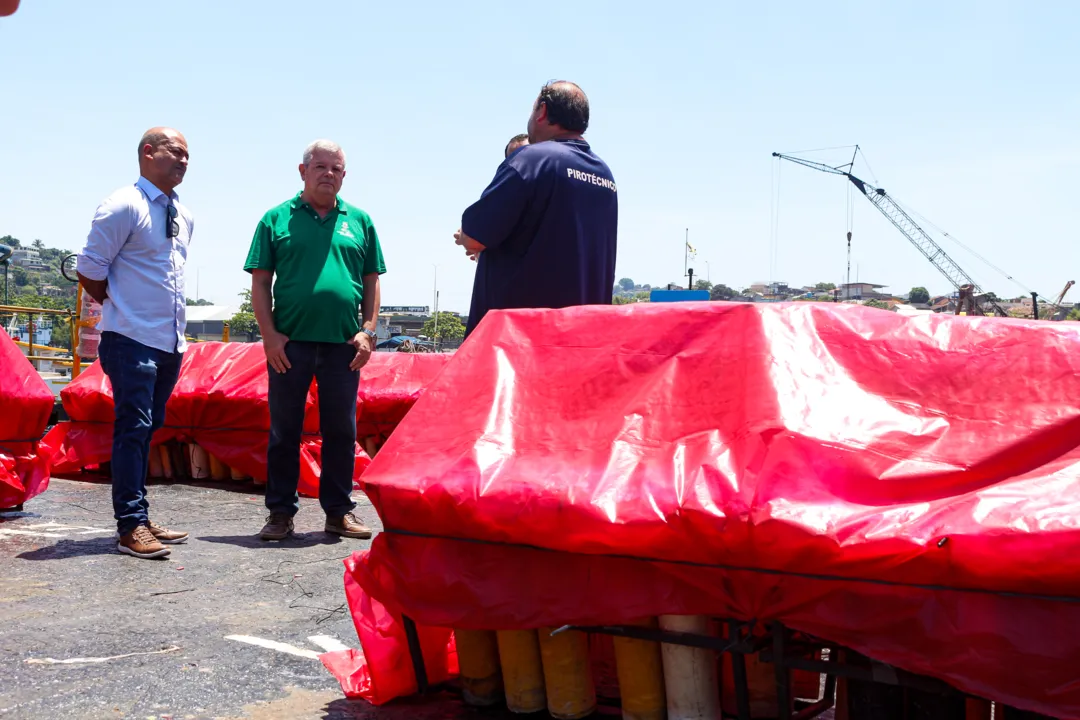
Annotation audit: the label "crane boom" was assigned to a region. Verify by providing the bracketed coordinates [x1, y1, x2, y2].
[772, 152, 981, 293]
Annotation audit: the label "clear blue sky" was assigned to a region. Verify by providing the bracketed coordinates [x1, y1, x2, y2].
[2, 1, 1078, 311]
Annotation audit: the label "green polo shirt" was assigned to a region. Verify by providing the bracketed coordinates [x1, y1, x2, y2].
[244, 193, 386, 343]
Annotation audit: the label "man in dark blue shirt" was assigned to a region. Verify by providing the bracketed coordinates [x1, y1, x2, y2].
[455, 81, 618, 337]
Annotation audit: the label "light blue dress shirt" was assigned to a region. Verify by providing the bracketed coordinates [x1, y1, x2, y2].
[77, 176, 193, 354]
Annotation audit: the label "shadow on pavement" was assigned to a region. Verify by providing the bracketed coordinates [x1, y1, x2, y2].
[199, 533, 344, 549]
[321, 692, 513, 719]
[16, 536, 123, 560]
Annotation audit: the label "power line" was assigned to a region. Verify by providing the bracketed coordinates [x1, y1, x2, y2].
[776, 144, 858, 156]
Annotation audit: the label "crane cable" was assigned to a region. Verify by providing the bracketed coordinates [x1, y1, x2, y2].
[892, 197, 1049, 304]
[852, 147, 1047, 303]
[769, 156, 782, 284]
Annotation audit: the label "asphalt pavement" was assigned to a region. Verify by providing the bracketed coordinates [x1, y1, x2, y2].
[0, 477, 525, 720]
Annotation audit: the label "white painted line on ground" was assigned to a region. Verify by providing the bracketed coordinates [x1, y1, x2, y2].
[224, 635, 320, 660]
[0, 529, 65, 539]
[25, 523, 110, 533]
[26, 646, 181, 665]
[307, 635, 350, 653]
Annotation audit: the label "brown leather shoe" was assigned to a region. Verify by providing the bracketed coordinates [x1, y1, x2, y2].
[260, 513, 294, 540]
[148, 520, 188, 544]
[117, 525, 170, 559]
[325, 512, 372, 539]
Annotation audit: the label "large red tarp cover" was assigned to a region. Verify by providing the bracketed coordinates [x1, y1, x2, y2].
[0, 327, 54, 507]
[328, 302, 1080, 718]
[42, 343, 450, 497]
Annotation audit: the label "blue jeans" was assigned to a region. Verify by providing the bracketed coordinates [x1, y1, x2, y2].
[98, 331, 183, 535]
[266, 341, 359, 518]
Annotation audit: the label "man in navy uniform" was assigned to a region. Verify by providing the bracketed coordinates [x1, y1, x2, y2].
[455, 81, 618, 337]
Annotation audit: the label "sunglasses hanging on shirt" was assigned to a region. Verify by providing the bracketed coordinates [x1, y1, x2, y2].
[166, 203, 179, 239]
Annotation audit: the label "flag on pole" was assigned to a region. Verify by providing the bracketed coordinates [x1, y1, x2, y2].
[686, 241, 697, 259]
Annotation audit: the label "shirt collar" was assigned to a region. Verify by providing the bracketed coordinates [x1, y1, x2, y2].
[291, 191, 344, 214]
[136, 176, 178, 204]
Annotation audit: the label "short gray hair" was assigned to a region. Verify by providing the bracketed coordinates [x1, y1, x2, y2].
[303, 139, 346, 167]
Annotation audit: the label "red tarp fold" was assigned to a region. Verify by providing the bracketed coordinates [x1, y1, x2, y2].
[332, 303, 1080, 718]
[41, 344, 449, 496]
[0, 327, 54, 507]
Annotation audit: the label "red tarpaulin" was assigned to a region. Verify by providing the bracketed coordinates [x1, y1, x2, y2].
[329, 302, 1080, 717]
[0, 327, 54, 507]
[41, 344, 450, 497]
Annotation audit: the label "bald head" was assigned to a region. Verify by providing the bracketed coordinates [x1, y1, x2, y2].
[138, 127, 185, 157]
[527, 80, 590, 143]
[138, 126, 188, 194]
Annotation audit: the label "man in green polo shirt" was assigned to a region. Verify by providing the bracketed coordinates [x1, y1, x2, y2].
[244, 139, 386, 541]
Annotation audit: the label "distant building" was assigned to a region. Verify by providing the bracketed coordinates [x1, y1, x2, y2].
[184, 305, 240, 341]
[10, 248, 48, 270]
[39, 285, 65, 297]
[839, 282, 888, 300]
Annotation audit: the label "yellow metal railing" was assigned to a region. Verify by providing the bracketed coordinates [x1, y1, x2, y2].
[0, 302, 82, 379]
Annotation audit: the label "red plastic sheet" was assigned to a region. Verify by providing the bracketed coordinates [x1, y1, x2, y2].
[41, 344, 450, 497]
[43, 342, 365, 496]
[354, 352, 451, 439]
[334, 302, 1080, 718]
[0, 327, 54, 507]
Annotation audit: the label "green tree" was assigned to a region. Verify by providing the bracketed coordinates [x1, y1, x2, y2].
[710, 284, 736, 301]
[618, 277, 635, 292]
[695, 279, 713, 292]
[228, 289, 258, 338]
[908, 286, 930, 304]
[814, 282, 836, 292]
[0, 235, 20, 248]
[862, 299, 894, 311]
[11, 265, 29, 289]
[1067, 307, 1080, 321]
[613, 295, 636, 305]
[32, 239, 45, 251]
[421, 311, 466, 343]
[186, 297, 214, 306]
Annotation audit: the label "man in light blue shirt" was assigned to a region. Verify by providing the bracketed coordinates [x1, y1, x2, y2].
[76, 126, 193, 560]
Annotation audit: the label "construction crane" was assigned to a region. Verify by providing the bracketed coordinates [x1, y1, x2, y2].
[772, 150, 1008, 317]
[1045, 280, 1075, 321]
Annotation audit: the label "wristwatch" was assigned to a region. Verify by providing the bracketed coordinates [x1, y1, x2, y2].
[361, 328, 377, 343]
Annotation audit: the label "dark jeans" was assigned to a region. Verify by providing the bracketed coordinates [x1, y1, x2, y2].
[266, 341, 359, 518]
[98, 331, 183, 535]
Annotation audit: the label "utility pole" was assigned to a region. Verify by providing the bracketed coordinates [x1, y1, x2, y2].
[0, 243, 11, 305]
[432, 265, 438, 351]
[434, 290, 440, 352]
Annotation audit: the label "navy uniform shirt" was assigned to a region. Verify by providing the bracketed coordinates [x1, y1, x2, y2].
[461, 138, 618, 337]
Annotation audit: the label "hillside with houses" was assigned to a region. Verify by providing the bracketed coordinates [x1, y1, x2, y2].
[612, 277, 1078, 320]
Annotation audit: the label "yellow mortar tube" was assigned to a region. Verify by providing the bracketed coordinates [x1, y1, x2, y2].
[539, 627, 596, 719]
[497, 630, 547, 714]
[147, 444, 164, 479]
[208, 453, 229, 481]
[613, 619, 665, 720]
[159, 444, 174, 479]
[229, 464, 247, 481]
[454, 629, 503, 706]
